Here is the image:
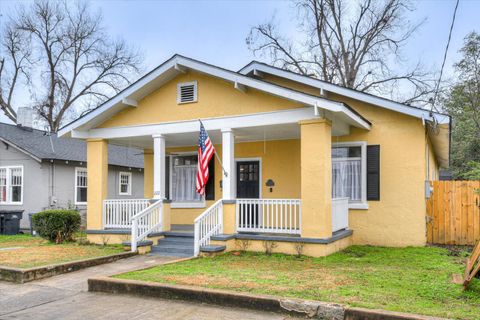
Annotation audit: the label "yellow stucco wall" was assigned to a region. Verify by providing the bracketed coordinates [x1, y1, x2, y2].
[336, 107, 427, 246]
[300, 119, 332, 238]
[89, 69, 432, 247]
[86, 139, 108, 230]
[166, 140, 301, 225]
[262, 74, 429, 246]
[87, 233, 130, 245]
[260, 74, 321, 96]
[210, 235, 352, 257]
[143, 149, 154, 198]
[98, 71, 302, 128]
[161, 109, 428, 246]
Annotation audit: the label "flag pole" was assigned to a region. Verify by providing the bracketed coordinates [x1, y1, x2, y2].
[214, 149, 228, 177]
[198, 120, 228, 177]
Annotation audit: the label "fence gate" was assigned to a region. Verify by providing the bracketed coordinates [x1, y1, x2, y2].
[426, 180, 480, 245]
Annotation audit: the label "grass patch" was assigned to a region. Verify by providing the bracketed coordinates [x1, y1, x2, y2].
[0, 234, 44, 247]
[116, 246, 480, 320]
[0, 234, 124, 268]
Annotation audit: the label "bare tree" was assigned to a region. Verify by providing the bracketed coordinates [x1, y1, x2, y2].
[247, 0, 435, 105]
[0, 23, 31, 122]
[0, 0, 141, 132]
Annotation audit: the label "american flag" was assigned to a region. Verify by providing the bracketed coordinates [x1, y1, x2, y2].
[195, 121, 215, 195]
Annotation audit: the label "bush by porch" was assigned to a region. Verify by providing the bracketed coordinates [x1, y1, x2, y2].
[115, 246, 480, 320]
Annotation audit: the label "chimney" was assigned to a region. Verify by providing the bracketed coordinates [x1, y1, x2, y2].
[16, 107, 33, 131]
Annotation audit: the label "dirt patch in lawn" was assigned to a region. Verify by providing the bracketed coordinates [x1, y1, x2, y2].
[0, 235, 123, 269]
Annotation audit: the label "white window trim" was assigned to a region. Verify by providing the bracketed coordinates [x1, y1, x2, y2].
[332, 141, 368, 210]
[177, 81, 198, 104]
[0, 165, 24, 205]
[74, 167, 88, 205]
[169, 152, 206, 209]
[118, 171, 132, 196]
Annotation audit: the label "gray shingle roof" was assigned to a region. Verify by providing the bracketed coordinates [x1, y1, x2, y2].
[0, 122, 143, 168]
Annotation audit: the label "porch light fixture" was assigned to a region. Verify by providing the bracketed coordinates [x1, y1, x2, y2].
[266, 179, 275, 192]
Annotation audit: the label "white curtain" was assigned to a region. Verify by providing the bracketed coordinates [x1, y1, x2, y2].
[332, 160, 361, 201]
[172, 165, 202, 202]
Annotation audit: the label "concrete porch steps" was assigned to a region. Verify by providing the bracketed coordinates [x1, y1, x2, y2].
[150, 228, 194, 258]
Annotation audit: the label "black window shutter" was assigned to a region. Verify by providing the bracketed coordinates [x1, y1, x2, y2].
[165, 156, 170, 200]
[367, 145, 380, 201]
[205, 159, 215, 200]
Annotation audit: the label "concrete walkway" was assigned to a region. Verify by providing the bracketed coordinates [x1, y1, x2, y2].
[0, 255, 296, 320]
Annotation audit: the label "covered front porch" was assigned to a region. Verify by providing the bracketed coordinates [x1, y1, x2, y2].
[85, 107, 370, 257]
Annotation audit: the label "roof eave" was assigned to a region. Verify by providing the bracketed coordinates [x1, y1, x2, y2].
[0, 137, 43, 162]
[59, 55, 371, 137]
[239, 62, 450, 125]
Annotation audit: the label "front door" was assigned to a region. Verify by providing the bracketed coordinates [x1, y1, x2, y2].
[236, 161, 260, 199]
[236, 161, 260, 229]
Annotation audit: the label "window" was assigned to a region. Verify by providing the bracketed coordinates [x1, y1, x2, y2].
[170, 154, 204, 207]
[119, 172, 132, 195]
[75, 168, 87, 205]
[332, 142, 367, 209]
[0, 166, 23, 204]
[177, 81, 197, 104]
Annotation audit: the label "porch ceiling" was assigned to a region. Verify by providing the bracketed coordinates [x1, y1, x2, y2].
[109, 123, 301, 149]
[81, 106, 368, 150]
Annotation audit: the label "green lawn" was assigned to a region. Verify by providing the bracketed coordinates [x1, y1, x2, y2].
[0, 234, 124, 268]
[116, 246, 480, 320]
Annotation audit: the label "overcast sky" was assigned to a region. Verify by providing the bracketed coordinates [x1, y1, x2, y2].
[1, 0, 479, 125]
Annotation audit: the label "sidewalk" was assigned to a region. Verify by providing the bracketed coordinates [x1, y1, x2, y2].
[0, 255, 297, 320]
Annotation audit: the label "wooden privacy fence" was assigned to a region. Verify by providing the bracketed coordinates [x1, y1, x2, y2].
[426, 180, 480, 245]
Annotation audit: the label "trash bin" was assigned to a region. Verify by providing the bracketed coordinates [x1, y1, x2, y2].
[0, 210, 24, 235]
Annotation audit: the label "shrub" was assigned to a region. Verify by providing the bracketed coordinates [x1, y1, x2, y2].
[32, 209, 81, 243]
[262, 240, 278, 256]
[235, 239, 251, 252]
[293, 242, 305, 258]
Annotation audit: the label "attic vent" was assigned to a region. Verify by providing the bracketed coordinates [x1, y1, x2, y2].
[177, 81, 197, 104]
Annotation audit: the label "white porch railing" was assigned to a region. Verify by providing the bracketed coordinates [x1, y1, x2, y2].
[332, 197, 349, 232]
[131, 200, 163, 252]
[194, 199, 223, 257]
[236, 199, 301, 235]
[103, 199, 151, 229]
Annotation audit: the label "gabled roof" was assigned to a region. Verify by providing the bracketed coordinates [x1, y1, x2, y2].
[239, 61, 450, 125]
[56, 54, 450, 167]
[58, 54, 371, 137]
[0, 122, 143, 168]
[239, 61, 451, 168]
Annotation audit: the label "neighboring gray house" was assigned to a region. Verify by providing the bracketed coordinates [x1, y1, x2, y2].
[0, 122, 144, 230]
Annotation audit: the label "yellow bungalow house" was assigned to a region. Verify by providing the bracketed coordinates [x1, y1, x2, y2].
[58, 55, 450, 257]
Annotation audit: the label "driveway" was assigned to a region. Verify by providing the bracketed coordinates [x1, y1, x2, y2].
[0, 255, 296, 320]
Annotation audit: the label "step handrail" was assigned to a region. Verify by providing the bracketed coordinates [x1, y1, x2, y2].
[130, 199, 163, 252]
[194, 199, 223, 257]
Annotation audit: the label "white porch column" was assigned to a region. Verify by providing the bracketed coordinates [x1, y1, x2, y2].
[221, 128, 235, 200]
[152, 134, 165, 200]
